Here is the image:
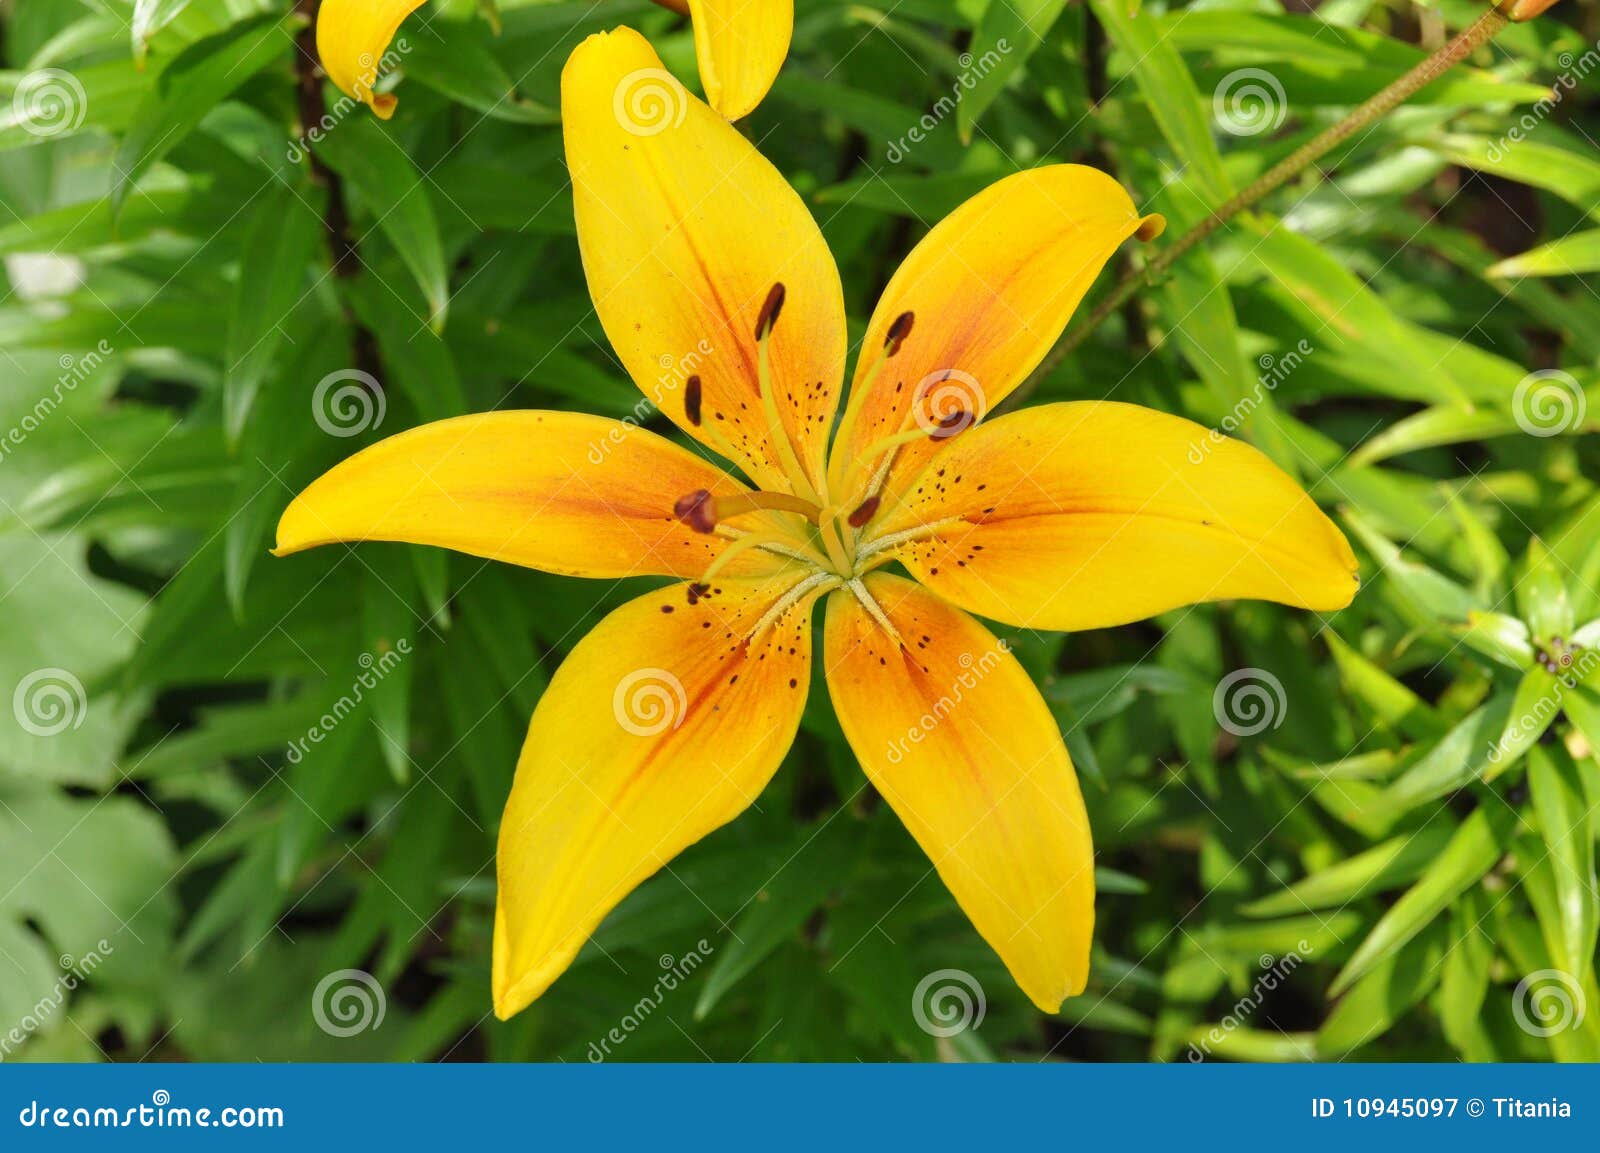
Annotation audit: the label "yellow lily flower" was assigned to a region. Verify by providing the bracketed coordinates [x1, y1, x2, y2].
[315, 0, 791, 121]
[275, 26, 1359, 1020]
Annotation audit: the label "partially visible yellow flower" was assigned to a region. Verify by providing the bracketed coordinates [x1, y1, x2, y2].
[275, 27, 1358, 1020]
[315, 0, 791, 121]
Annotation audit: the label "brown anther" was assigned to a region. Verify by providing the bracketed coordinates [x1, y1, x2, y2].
[884, 311, 914, 356]
[686, 582, 710, 605]
[847, 495, 881, 528]
[673, 489, 717, 534]
[754, 283, 786, 341]
[684, 375, 703, 426]
[1496, 0, 1562, 19]
[931, 411, 971, 439]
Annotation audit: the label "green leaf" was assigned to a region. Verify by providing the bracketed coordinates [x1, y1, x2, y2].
[1489, 229, 1600, 278]
[1090, 0, 1231, 204]
[1330, 805, 1515, 996]
[132, 0, 196, 63]
[223, 181, 322, 446]
[1517, 537, 1574, 642]
[1456, 611, 1535, 671]
[694, 817, 860, 1019]
[404, 22, 557, 123]
[1319, 918, 1449, 1056]
[1325, 631, 1446, 741]
[112, 11, 295, 218]
[1527, 745, 1598, 979]
[1242, 823, 1453, 918]
[317, 114, 452, 331]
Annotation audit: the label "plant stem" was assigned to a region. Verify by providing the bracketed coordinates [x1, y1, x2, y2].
[1024, 4, 1511, 388]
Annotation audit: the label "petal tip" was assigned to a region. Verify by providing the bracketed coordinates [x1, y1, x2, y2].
[1136, 213, 1166, 242]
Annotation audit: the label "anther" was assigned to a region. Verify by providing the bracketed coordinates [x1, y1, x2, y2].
[847, 495, 881, 528]
[684, 375, 703, 426]
[674, 489, 717, 534]
[754, 282, 786, 341]
[884, 311, 914, 356]
[931, 411, 971, 439]
[1136, 214, 1166, 242]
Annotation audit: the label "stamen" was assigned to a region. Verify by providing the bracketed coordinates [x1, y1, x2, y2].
[847, 495, 881, 528]
[674, 489, 717, 534]
[674, 488, 824, 534]
[884, 311, 914, 357]
[684, 374, 703, 426]
[754, 282, 786, 341]
[931, 410, 971, 438]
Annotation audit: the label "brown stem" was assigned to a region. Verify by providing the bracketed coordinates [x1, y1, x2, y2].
[293, 0, 358, 278]
[1021, 5, 1511, 392]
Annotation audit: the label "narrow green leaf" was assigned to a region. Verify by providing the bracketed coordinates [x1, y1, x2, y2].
[1320, 918, 1449, 1055]
[1242, 823, 1453, 918]
[1489, 229, 1600, 278]
[1325, 631, 1447, 741]
[1528, 745, 1598, 978]
[1330, 805, 1515, 996]
[317, 115, 451, 331]
[223, 182, 321, 446]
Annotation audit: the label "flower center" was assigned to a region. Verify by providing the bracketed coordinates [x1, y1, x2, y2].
[673, 286, 968, 582]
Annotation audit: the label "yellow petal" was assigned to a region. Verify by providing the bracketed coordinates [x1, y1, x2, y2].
[315, 0, 424, 119]
[275, 411, 790, 580]
[562, 28, 845, 497]
[494, 573, 826, 1017]
[824, 573, 1093, 1011]
[686, 0, 792, 121]
[833, 165, 1158, 503]
[867, 401, 1359, 630]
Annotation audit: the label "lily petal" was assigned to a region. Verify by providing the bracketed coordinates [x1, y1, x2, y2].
[494, 573, 824, 1017]
[685, 0, 792, 122]
[867, 401, 1359, 631]
[275, 411, 791, 580]
[824, 573, 1094, 1012]
[835, 165, 1158, 501]
[562, 27, 846, 496]
[315, 0, 424, 119]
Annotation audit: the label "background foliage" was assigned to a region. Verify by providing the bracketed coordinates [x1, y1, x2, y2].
[2, 0, 1598, 1062]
